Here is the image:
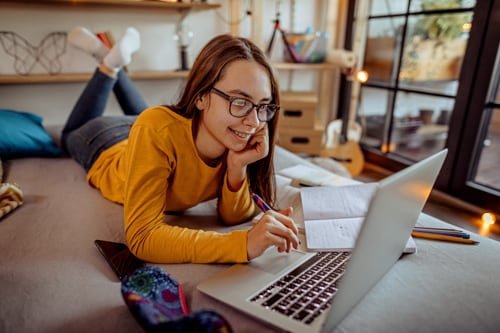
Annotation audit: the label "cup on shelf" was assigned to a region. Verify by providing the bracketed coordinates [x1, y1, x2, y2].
[283, 31, 330, 63]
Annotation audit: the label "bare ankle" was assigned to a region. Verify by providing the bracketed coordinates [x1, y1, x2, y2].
[99, 63, 118, 78]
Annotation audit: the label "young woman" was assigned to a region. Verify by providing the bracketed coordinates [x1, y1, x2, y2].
[63, 27, 300, 264]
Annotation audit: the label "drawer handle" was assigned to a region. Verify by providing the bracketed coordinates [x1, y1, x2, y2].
[291, 137, 310, 144]
[284, 110, 303, 117]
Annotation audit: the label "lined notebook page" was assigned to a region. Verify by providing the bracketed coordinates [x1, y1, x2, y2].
[301, 184, 416, 253]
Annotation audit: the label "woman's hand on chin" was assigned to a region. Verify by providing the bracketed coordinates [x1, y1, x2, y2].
[227, 124, 269, 170]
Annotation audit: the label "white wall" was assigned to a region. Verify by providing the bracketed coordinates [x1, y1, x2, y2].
[0, 3, 224, 125]
[0, 0, 338, 125]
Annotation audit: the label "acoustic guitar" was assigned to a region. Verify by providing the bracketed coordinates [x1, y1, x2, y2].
[320, 78, 365, 176]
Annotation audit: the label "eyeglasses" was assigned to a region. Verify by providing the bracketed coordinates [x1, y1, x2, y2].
[211, 87, 279, 122]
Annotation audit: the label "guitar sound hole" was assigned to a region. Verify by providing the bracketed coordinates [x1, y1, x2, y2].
[332, 157, 352, 163]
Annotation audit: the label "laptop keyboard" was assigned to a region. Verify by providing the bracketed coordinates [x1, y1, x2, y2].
[249, 251, 351, 325]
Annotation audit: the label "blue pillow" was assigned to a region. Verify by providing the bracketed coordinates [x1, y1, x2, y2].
[0, 109, 62, 158]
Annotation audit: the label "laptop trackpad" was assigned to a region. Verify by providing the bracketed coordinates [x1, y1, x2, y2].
[249, 248, 307, 275]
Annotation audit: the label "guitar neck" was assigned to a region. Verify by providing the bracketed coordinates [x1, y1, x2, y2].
[338, 0, 356, 144]
[338, 77, 353, 143]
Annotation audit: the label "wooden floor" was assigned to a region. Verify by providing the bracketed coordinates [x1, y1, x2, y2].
[355, 163, 500, 242]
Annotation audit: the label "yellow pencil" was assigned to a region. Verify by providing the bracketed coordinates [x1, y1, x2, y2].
[411, 231, 479, 245]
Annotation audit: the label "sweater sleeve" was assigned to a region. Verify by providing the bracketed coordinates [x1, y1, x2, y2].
[123, 113, 249, 264]
[217, 173, 256, 225]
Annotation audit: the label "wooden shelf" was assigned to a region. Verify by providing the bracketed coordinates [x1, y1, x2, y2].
[0, 0, 220, 11]
[274, 62, 337, 129]
[0, 70, 189, 84]
[0, 62, 338, 85]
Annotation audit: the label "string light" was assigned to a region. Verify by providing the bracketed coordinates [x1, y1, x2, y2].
[462, 22, 472, 33]
[481, 212, 496, 225]
[356, 70, 369, 83]
[479, 212, 495, 236]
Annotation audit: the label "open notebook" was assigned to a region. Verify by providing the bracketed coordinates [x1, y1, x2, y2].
[301, 183, 417, 253]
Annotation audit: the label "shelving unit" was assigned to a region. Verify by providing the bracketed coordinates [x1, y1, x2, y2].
[274, 62, 336, 125]
[273, 62, 337, 155]
[0, 0, 220, 84]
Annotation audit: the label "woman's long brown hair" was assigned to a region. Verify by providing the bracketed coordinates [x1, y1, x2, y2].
[168, 34, 280, 209]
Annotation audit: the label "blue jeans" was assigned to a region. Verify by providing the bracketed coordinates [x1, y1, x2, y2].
[62, 69, 148, 171]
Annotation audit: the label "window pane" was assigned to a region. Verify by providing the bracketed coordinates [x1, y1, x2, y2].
[370, 0, 409, 16]
[399, 80, 460, 97]
[391, 92, 454, 161]
[473, 108, 500, 191]
[364, 17, 405, 83]
[472, 46, 500, 192]
[399, 12, 472, 94]
[409, 0, 476, 12]
[358, 87, 391, 150]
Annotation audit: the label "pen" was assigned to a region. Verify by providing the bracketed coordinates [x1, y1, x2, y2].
[413, 226, 464, 233]
[251, 192, 271, 212]
[412, 228, 470, 239]
[411, 231, 479, 245]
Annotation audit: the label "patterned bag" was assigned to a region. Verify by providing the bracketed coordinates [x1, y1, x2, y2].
[121, 266, 232, 333]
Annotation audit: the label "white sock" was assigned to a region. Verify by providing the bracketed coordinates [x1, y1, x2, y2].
[68, 26, 109, 62]
[103, 27, 140, 72]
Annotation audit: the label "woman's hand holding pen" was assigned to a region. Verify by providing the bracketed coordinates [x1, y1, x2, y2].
[247, 203, 301, 261]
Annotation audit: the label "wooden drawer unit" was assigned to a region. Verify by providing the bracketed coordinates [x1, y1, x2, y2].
[278, 127, 324, 155]
[279, 91, 318, 129]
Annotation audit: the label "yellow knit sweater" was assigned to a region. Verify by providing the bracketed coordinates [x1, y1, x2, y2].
[87, 106, 255, 263]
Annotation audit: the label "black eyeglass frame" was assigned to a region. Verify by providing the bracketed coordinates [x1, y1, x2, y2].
[210, 87, 280, 122]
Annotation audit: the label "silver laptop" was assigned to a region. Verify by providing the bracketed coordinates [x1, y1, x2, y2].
[198, 149, 447, 333]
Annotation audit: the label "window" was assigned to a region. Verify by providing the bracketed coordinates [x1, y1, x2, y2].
[360, 0, 475, 162]
[354, 0, 499, 212]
